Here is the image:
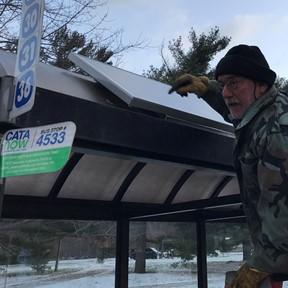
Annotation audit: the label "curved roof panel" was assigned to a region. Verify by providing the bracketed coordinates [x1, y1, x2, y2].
[59, 154, 137, 201]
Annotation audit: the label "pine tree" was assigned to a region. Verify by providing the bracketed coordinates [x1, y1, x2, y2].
[144, 26, 230, 84]
[46, 25, 114, 71]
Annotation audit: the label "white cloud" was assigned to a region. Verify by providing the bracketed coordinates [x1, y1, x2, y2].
[224, 14, 266, 44]
[215, 13, 288, 78]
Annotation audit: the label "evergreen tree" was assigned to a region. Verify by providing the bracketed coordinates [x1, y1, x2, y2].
[144, 26, 230, 84]
[275, 76, 288, 94]
[172, 223, 197, 262]
[206, 222, 251, 258]
[46, 25, 114, 71]
[0, 220, 116, 274]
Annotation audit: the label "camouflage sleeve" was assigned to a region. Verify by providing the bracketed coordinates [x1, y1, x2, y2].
[248, 114, 288, 274]
[200, 80, 231, 123]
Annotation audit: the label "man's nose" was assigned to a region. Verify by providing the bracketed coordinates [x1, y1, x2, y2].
[222, 85, 233, 99]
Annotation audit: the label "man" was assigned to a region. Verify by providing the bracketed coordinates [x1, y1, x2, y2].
[170, 45, 288, 287]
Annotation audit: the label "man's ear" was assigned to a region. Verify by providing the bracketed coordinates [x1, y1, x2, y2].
[257, 82, 269, 97]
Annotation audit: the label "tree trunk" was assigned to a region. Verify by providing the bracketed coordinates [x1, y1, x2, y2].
[134, 222, 146, 273]
[54, 239, 61, 272]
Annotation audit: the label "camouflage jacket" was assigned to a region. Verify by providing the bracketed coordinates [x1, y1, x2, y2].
[201, 81, 288, 274]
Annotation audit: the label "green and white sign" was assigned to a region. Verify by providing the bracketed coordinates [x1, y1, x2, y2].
[0, 122, 76, 177]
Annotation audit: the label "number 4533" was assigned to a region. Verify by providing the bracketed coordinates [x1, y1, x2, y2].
[36, 132, 66, 146]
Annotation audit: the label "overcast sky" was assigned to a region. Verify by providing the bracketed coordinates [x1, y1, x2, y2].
[102, 0, 288, 79]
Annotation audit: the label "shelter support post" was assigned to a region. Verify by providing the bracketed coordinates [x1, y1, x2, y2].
[0, 178, 5, 218]
[197, 219, 208, 288]
[0, 76, 14, 122]
[115, 218, 129, 288]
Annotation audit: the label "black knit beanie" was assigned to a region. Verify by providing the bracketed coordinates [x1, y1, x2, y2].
[215, 44, 276, 87]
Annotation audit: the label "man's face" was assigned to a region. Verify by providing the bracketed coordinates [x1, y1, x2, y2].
[218, 75, 257, 119]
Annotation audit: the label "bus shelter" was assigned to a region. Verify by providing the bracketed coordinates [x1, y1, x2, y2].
[0, 50, 243, 288]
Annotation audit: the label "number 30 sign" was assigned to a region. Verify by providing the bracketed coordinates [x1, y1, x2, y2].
[10, 0, 44, 119]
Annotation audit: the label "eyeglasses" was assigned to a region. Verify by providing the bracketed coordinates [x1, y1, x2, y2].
[218, 77, 246, 92]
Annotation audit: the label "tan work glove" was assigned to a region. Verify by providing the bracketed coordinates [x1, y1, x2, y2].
[168, 74, 209, 97]
[230, 264, 269, 288]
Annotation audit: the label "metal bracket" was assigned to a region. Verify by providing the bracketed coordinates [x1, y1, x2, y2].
[0, 76, 15, 123]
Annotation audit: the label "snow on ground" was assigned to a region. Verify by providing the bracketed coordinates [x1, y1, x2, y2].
[0, 252, 285, 288]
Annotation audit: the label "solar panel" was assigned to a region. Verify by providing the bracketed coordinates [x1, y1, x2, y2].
[68, 53, 232, 133]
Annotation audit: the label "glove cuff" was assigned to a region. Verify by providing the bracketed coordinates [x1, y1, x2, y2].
[230, 264, 269, 288]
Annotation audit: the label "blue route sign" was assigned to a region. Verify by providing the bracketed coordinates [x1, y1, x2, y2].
[9, 0, 44, 119]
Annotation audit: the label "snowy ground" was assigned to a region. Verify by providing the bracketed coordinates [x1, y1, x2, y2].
[0, 252, 285, 288]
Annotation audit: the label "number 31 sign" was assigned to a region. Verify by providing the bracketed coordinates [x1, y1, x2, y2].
[10, 0, 44, 119]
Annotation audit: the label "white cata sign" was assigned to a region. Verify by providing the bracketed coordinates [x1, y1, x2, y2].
[0, 122, 76, 177]
[9, 0, 45, 119]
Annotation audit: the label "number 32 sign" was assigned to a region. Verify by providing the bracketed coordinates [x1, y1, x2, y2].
[10, 0, 44, 119]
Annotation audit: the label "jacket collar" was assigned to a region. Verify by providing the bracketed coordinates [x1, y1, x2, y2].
[234, 86, 278, 131]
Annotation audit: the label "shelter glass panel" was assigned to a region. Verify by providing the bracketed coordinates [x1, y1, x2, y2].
[0, 219, 116, 287]
[128, 221, 198, 287]
[206, 221, 251, 288]
[5, 171, 60, 197]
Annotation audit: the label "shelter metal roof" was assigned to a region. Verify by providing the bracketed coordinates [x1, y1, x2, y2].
[68, 52, 233, 133]
[0, 51, 243, 222]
